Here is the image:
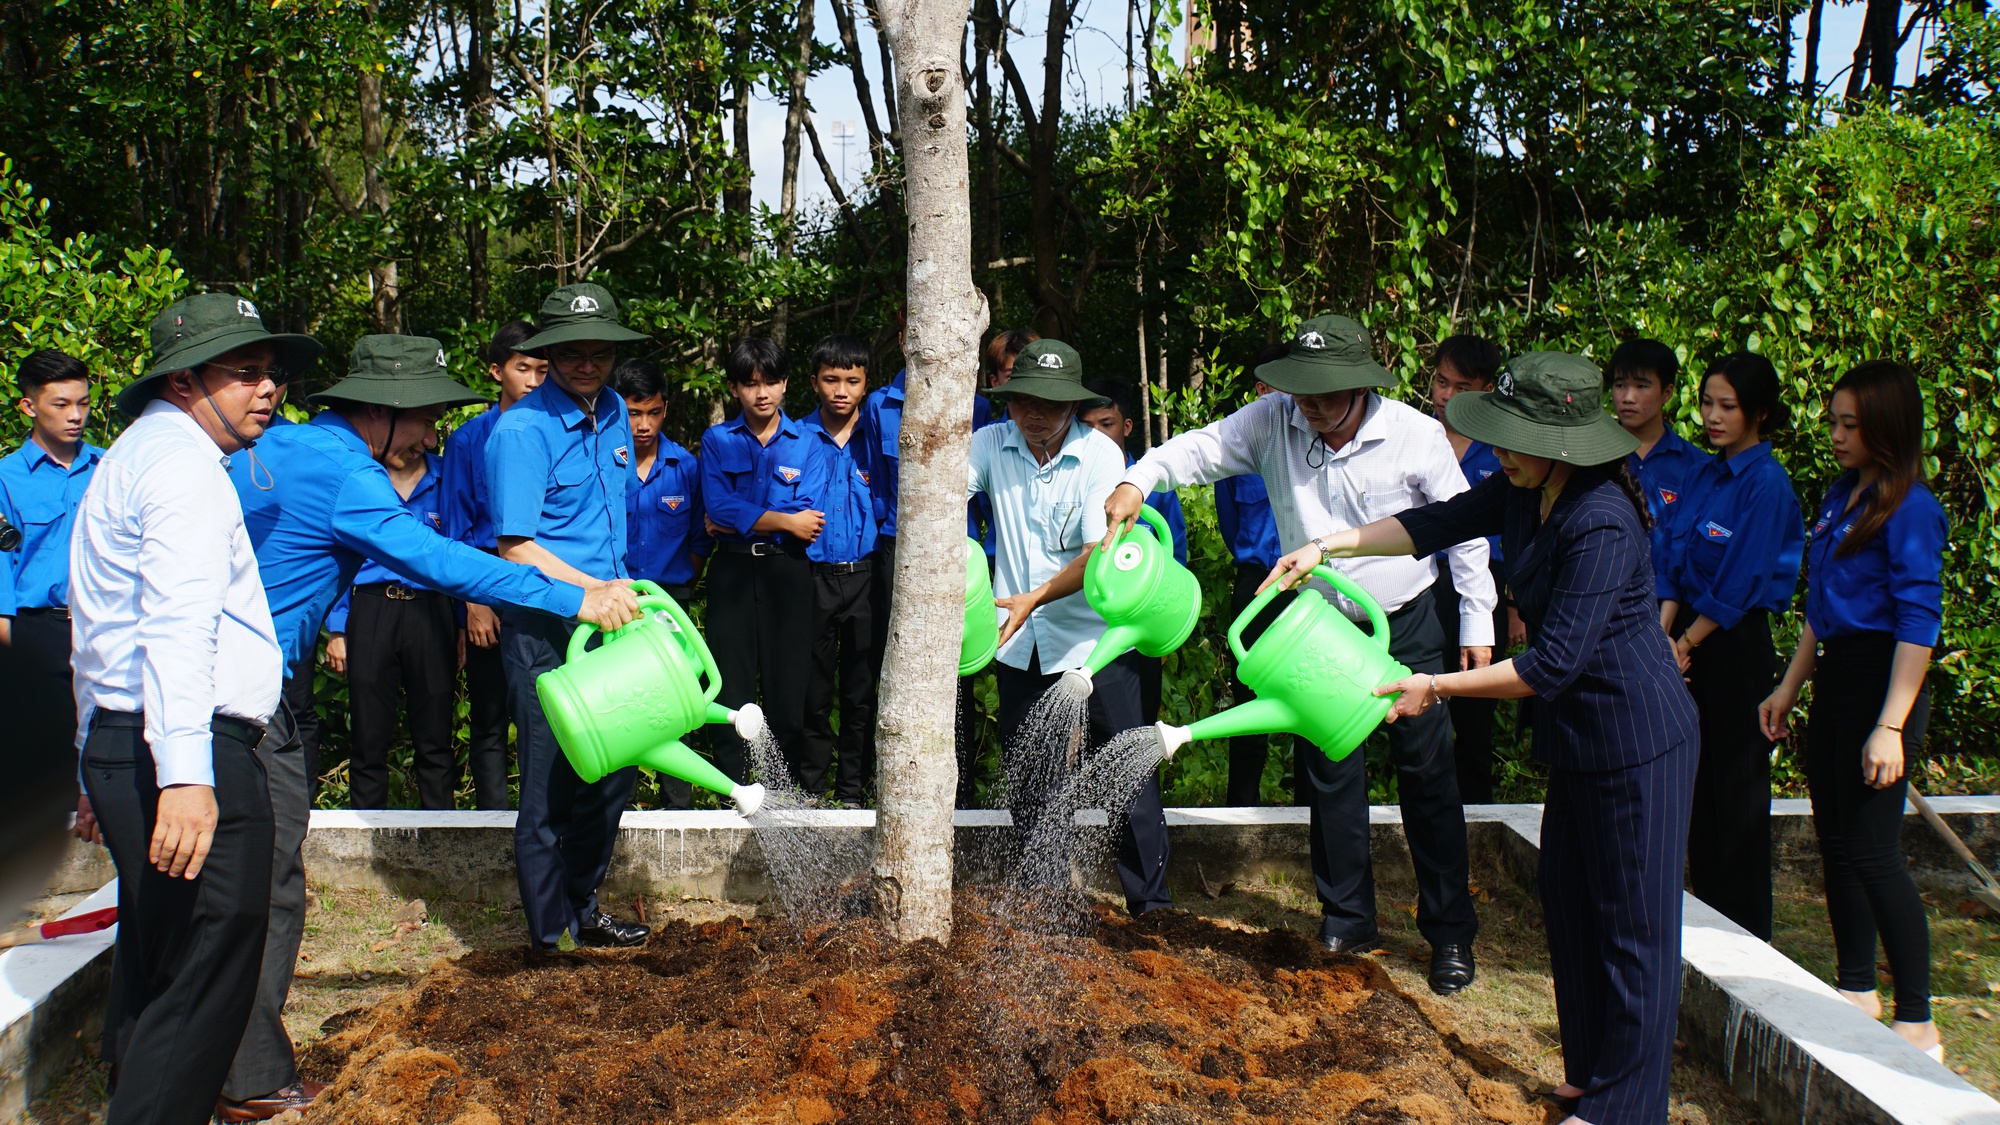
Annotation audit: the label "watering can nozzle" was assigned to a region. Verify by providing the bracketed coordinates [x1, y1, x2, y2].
[1057, 668, 1094, 700]
[731, 703, 767, 742]
[1154, 722, 1192, 760]
[731, 783, 767, 818]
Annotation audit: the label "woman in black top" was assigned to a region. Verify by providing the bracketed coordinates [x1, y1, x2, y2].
[1272, 353, 1697, 1125]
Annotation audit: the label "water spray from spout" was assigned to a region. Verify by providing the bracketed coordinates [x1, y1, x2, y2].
[731, 783, 766, 818]
[1057, 668, 1094, 700]
[1153, 722, 1191, 760]
[731, 703, 767, 743]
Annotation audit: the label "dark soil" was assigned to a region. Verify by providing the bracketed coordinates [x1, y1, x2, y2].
[298, 894, 1555, 1125]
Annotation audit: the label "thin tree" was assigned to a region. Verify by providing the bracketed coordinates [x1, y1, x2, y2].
[870, 0, 989, 944]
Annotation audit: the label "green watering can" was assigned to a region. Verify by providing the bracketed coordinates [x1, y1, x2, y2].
[1153, 565, 1411, 763]
[961, 537, 1000, 676]
[536, 580, 768, 816]
[1058, 504, 1201, 698]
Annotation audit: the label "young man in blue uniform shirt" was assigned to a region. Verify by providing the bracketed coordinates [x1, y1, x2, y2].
[321, 441, 456, 811]
[799, 336, 880, 806]
[486, 284, 653, 952]
[610, 357, 708, 809]
[1212, 350, 1285, 806]
[223, 331, 637, 1116]
[443, 320, 546, 810]
[0, 349, 103, 794]
[701, 337, 823, 787]
[1609, 337, 1702, 578]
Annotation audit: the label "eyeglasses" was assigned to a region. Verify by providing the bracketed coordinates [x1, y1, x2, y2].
[550, 348, 617, 367]
[201, 362, 289, 386]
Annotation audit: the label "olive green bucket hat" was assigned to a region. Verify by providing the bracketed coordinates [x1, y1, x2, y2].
[989, 339, 1098, 402]
[517, 283, 651, 352]
[121, 293, 322, 416]
[1444, 351, 1639, 465]
[1253, 314, 1396, 395]
[308, 335, 486, 410]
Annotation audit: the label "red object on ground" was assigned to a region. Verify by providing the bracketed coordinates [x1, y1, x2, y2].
[0, 906, 118, 949]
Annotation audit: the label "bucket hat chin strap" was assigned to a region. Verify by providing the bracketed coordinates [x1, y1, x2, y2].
[191, 370, 279, 491]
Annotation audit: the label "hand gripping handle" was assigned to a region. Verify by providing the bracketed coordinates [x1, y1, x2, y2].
[564, 581, 723, 704]
[1087, 502, 1170, 602]
[1227, 564, 1392, 663]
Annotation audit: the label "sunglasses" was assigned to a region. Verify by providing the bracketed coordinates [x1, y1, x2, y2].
[201, 362, 289, 386]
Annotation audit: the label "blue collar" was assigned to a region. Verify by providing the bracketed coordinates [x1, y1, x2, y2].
[881, 369, 906, 404]
[1720, 440, 1774, 476]
[1000, 418, 1088, 464]
[14, 438, 102, 474]
[1644, 428, 1699, 459]
[534, 380, 620, 432]
[312, 410, 373, 456]
[726, 412, 801, 443]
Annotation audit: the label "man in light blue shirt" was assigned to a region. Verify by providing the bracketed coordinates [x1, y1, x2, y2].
[971, 339, 1171, 916]
[0, 349, 103, 800]
[486, 283, 654, 952]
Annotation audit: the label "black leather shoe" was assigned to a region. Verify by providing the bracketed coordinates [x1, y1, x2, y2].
[1428, 943, 1476, 994]
[1319, 931, 1381, 955]
[576, 911, 650, 948]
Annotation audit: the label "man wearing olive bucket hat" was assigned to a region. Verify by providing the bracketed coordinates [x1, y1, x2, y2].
[214, 333, 642, 1120]
[976, 339, 1174, 915]
[68, 292, 308, 1125]
[1287, 352, 1698, 1125]
[1107, 314, 1495, 995]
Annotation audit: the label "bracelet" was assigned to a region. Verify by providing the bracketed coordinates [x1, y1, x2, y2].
[1315, 535, 1333, 564]
[1427, 674, 1443, 709]
[1876, 721, 1904, 733]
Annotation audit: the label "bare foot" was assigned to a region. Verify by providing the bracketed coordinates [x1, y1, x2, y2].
[1554, 1083, 1585, 1099]
[1892, 1019, 1941, 1058]
[1837, 987, 1882, 1020]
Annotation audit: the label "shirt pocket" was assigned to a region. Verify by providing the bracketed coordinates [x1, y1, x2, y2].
[551, 451, 594, 491]
[1042, 499, 1085, 554]
[768, 461, 810, 510]
[18, 500, 65, 529]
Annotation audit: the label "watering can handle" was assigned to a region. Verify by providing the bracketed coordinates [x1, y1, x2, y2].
[1227, 564, 1392, 663]
[1086, 503, 1171, 600]
[563, 582, 725, 705]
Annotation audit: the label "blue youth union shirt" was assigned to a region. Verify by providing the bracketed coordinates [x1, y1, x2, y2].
[323, 452, 449, 632]
[0, 438, 104, 613]
[1213, 473, 1280, 571]
[626, 439, 709, 587]
[699, 413, 819, 547]
[443, 403, 500, 550]
[1627, 426, 1704, 577]
[1656, 441, 1804, 628]
[485, 380, 632, 580]
[859, 368, 992, 539]
[801, 412, 878, 564]
[233, 412, 584, 665]
[1804, 475, 1949, 646]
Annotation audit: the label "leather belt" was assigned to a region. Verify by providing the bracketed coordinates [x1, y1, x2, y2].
[356, 582, 439, 602]
[93, 708, 267, 746]
[17, 606, 69, 619]
[812, 560, 871, 575]
[720, 541, 793, 557]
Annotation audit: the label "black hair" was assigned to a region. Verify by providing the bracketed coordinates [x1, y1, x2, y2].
[724, 336, 787, 385]
[807, 334, 872, 379]
[987, 328, 1041, 374]
[610, 357, 667, 403]
[16, 349, 89, 395]
[1608, 337, 1679, 388]
[1432, 334, 1503, 384]
[484, 320, 538, 367]
[1082, 376, 1139, 420]
[1253, 342, 1291, 368]
[1700, 351, 1792, 435]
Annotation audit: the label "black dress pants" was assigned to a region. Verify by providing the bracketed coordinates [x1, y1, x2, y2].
[224, 703, 309, 1102]
[465, 632, 512, 810]
[708, 544, 813, 784]
[83, 711, 273, 1125]
[12, 610, 78, 791]
[1683, 608, 1775, 941]
[1224, 562, 1287, 806]
[805, 563, 877, 801]
[995, 650, 1172, 914]
[346, 587, 458, 810]
[1296, 587, 1477, 948]
[281, 657, 321, 803]
[1806, 632, 1933, 1022]
[502, 610, 638, 948]
[1432, 560, 1508, 804]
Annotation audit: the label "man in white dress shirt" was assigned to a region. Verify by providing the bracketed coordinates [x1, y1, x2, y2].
[69, 293, 317, 1125]
[1106, 314, 1495, 995]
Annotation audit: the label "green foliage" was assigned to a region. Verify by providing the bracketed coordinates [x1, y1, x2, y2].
[0, 158, 186, 446]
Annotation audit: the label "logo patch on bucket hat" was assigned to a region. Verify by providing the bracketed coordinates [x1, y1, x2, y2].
[1036, 352, 1065, 369]
[237, 298, 259, 318]
[570, 294, 601, 314]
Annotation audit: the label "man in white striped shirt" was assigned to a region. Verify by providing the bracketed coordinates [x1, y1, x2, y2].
[69, 293, 313, 1125]
[1107, 314, 1495, 995]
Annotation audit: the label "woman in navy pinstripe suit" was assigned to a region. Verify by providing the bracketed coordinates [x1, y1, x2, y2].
[1274, 352, 1697, 1125]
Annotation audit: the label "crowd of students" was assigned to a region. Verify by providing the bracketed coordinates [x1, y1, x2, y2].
[0, 281, 1954, 1124]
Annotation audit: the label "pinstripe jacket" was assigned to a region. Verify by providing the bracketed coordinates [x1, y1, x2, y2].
[1399, 469, 1697, 772]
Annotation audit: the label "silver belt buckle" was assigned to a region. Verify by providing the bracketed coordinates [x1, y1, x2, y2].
[386, 584, 418, 601]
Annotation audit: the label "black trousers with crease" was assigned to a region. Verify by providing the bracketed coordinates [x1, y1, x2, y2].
[1432, 559, 1510, 805]
[805, 564, 877, 800]
[346, 587, 459, 809]
[1682, 608, 1776, 941]
[708, 545, 813, 784]
[464, 632, 513, 809]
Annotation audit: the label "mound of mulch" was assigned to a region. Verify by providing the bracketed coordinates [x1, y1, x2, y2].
[298, 896, 1553, 1125]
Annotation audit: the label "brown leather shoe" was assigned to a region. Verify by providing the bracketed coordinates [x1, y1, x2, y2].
[215, 1080, 323, 1121]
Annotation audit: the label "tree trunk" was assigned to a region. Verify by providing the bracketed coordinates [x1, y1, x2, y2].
[1868, 0, 1903, 94]
[726, 16, 754, 220]
[467, 0, 494, 321]
[1803, 0, 1825, 99]
[776, 0, 817, 346]
[360, 0, 400, 333]
[871, 0, 988, 945]
[830, 0, 889, 169]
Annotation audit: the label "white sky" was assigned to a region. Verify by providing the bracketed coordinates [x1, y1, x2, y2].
[744, 1, 1937, 212]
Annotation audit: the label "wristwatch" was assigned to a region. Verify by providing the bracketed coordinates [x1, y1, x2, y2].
[1314, 535, 1333, 564]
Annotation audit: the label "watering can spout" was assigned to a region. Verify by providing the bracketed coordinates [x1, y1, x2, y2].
[1057, 667, 1094, 701]
[1153, 722, 1191, 760]
[730, 783, 767, 818]
[730, 703, 767, 743]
